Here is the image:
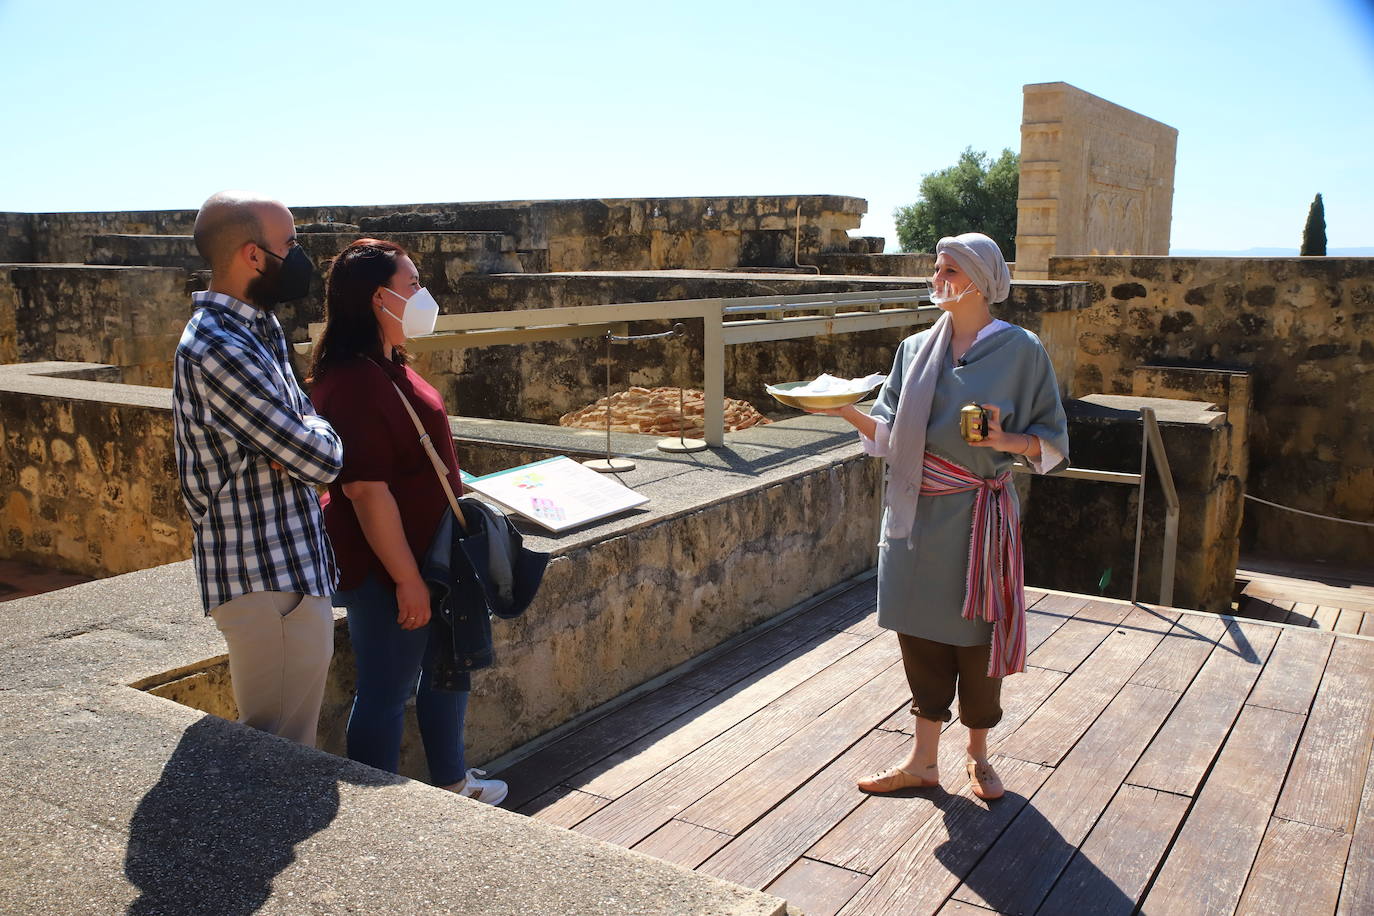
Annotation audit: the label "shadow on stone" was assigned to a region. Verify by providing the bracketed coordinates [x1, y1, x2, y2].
[124, 715, 400, 916]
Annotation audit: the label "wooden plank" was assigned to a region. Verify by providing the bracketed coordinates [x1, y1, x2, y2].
[1021, 595, 1076, 651]
[953, 684, 1181, 915]
[1141, 705, 1307, 915]
[1028, 591, 1092, 615]
[699, 730, 910, 890]
[1236, 595, 1295, 623]
[676, 583, 875, 693]
[1246, 627, 1334, 714]
[679, 663, 909, 834]
[839, 610, 887, 639]
[1240, 580, 1374, 613]
[934, 901, 998, 915]
[1234, 817, 1350, 915]
[1023, 597, 1132, 673]
[570, 630, 869, 799]
[516, 785, 611, 828]
[1038, 785, 1191, 916]
[1285, 602, 1321, 627]
[807, 665, 1065, 876]
[1312, 604, 1342, 631]
[1129, 612, 1228, 692]
[1335, 608, 1364, 634]
[1237, 556, 1374, 589]
[996, 606, 1174, 767]
[1337, 753, 1374, 915]
[763, 858, 869, 916]
[1361, 613, 1374, 637]
[1127, 619, 1280, 795]
[875, 705, 916, 735]
[631, 818, 732, 870]
[497, 682, 715, 809]
[576, 637, 897, 846]
[832, 758, 1053, 916]
[1273, 637, 1374, 832]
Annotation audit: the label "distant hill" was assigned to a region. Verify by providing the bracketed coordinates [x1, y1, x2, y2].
[1169, 246, 1374, 257]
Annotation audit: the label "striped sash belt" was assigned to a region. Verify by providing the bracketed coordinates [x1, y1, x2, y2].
[918, 451, 1026, 677]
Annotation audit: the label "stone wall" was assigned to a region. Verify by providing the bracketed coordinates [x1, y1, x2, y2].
[0, 365, 188, 577]
[812, 253, 935, 276]
[1050, 255, 1374, 566]
[0, 265, 191, 387]
[0, 262, 1089, 430]
[0, 212, 32, 263]
[3, 195, 868, 271]
[1016, 82, 1177, 280]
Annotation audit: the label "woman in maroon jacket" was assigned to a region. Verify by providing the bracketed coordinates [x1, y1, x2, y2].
[309, 239, 506, 805]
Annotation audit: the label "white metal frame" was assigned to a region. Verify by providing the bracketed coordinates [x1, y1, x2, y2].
[1014, 406, 1180, 606]
[302, 288, 939, 448]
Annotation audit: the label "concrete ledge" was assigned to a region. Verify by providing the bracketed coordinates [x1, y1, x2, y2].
[0, 570, 785, 913]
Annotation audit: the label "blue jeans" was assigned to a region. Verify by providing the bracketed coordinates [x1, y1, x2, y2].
[335, 573, 468, 786]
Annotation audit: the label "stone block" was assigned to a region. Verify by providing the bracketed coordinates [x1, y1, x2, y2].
[0, 366, 188, 577]
[811, 253, 935, 277]
[86, 234, 203, 269]
[1015, 83, 1177, 280]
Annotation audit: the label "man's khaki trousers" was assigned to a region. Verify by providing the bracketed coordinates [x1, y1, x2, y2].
[210, 591, 334, 746]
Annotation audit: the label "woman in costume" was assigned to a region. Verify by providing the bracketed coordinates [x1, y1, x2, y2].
[309, 239, 507, 805]
[809, 232, 1069, 799]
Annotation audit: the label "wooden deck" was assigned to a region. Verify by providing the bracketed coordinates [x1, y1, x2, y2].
[1235, 558, 1374, 636]
[496, 578, 1374, 915]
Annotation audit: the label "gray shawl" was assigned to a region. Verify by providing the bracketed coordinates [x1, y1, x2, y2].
[883, 311, 952, 543]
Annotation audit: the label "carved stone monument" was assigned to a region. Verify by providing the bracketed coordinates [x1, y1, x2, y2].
[1014, 82, 1178, 279]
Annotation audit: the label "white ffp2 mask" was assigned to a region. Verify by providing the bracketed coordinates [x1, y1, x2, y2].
[381, 286, 440, 338]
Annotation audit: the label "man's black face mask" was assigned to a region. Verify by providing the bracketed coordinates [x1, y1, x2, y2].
[247, 244, 313, 308]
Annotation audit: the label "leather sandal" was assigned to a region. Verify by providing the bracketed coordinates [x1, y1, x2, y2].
[857, 764, 940, 793]
[966, 759, 1004, 800]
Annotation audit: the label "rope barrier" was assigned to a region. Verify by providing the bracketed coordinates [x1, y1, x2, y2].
[1244, 494, 1374, 528]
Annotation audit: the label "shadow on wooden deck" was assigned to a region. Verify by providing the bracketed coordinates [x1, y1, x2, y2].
[496, 577, 1374, 915]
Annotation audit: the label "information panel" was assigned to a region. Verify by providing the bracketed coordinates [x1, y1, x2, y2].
[463, 456, 649, 532]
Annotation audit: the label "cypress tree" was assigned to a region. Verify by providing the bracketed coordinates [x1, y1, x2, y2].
[1301, 193, 1327, 256]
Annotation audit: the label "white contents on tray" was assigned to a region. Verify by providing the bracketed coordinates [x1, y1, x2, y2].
[767, 372, 887, 397]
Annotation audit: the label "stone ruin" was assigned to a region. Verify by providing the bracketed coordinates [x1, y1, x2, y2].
[0, 82, 1372, 915]
[1015, 81, 1179, 279]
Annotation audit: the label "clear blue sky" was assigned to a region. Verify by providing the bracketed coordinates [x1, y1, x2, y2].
[2, 0, 1371, 252]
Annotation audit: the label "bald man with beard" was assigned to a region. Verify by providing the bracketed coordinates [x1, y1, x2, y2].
[172, 191, 343, 746]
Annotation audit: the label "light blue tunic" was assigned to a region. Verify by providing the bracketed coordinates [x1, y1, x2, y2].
[873, 325, 1069, 645]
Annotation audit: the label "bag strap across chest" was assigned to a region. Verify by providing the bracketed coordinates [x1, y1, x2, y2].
[389, 380, 468, 532]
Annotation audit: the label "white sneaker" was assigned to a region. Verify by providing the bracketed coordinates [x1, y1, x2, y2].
[444, 768, 508, 806]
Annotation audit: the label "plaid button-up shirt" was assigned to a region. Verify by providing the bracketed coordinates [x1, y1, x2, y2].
[173, 291, 343, 613]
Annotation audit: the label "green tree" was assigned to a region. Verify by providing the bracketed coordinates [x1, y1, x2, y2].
[1300, 193, 1326, 256]
[894, 148, 1020, 261]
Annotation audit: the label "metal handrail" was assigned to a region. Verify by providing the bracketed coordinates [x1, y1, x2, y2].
[1135, 406, 1181, 606]
[1012, 406, 1179, 606]
[298, 288, 939, 448]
